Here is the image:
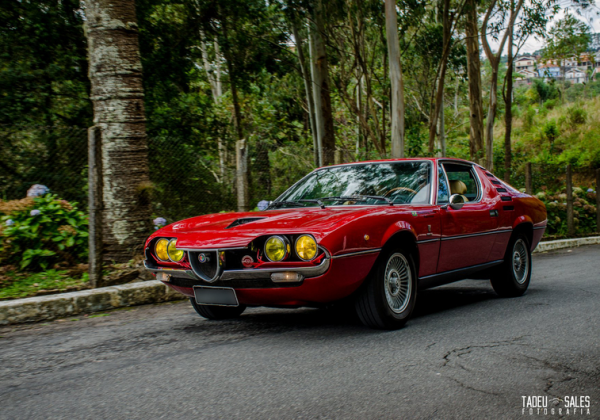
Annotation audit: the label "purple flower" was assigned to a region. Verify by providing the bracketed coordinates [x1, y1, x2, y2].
[27, 184, 50, 197]
[153, 217, 167, 227]
[5, 219, 14, 226]
[588, 188, 594, 193]
[30, 209, 41, 216]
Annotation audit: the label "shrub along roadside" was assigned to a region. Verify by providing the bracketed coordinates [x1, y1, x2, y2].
[0, 194, 88, 270]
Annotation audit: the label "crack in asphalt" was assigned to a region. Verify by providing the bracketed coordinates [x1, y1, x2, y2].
[441, 336, 528, 367]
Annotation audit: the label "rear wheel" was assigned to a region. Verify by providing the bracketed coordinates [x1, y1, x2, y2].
[490, 233, 532, 297]
[355, 248, 417, 329]
[189, 298, 246, 320]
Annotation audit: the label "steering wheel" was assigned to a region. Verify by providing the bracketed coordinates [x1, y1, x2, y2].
[384, 187, 418, 197]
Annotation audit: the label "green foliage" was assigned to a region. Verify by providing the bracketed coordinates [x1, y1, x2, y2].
[543, 14, 592, 64]
[0, 0, 91, 126]
[566, 106, 587, 127]
[542, 119, 559, 142]
[535, 188, 597, 236]
[0, 269, 88, 300]
[0, 194, 88, 270]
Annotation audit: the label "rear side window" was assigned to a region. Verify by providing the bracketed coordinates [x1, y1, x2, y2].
[442, 163, 481, 202]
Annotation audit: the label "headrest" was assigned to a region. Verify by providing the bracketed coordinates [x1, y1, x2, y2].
[449, 180, 468, 195]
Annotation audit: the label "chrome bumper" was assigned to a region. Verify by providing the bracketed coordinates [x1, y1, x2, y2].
[144, 252, 330, 283]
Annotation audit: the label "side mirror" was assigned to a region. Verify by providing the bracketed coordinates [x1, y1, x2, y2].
[447, 194, 465, 210]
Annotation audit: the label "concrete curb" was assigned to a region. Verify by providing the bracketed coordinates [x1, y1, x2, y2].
[534, 236, 600, 253]
[0, 281, 185, 326]
[1, 236, 598, 325]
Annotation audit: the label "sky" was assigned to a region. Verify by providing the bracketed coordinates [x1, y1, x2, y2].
[489, 5, 600, 55]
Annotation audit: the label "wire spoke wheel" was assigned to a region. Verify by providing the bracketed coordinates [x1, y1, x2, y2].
[512, 239, 529, 284]
[384, 253, 412, 314]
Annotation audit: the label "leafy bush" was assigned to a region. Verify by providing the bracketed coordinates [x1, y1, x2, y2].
[566, 106, 587, 126]
[536, 188, 597, 236]
[542, 119, 559, 143]
[0, 194, 88, 270]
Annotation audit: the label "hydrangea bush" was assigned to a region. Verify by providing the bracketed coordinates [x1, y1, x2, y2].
[535, 187, 597, 236]
[0, 194, 88, 270]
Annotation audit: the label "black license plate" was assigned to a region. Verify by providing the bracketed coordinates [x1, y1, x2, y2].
[193, 286, 239, 307]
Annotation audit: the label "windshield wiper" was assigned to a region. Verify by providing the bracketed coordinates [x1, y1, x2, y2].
[318, 195, 394, 206]
[268, 199, 326, 209]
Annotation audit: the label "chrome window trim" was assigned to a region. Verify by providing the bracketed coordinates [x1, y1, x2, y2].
[439, 160, 484, 204]
[272, 159, 436, 207]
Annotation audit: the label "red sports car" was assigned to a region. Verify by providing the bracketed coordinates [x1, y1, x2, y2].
[144, 158, 547, 329]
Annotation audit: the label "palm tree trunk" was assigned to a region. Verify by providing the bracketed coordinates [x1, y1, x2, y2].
[86, 0, 151, 263]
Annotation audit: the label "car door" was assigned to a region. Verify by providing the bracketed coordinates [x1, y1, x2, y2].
[436, 162, 498, 273]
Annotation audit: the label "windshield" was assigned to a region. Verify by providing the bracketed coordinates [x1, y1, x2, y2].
[274, 161, 432, 208]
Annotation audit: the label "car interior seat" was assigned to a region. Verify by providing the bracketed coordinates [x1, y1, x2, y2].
[449, 180, 469, 202]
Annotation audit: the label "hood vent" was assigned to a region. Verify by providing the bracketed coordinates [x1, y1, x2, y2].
[226, 217, 266, 229]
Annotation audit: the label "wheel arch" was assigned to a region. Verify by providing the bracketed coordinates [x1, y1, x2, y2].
[379, 229, 420, 275]
[511, 220, 534, 249]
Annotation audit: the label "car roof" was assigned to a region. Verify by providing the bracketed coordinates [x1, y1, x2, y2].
[317, 157, 484, 170]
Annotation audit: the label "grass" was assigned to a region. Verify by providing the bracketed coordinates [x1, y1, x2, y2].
[0, 269, 89, 300]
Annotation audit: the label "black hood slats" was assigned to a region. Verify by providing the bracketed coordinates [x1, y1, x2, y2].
[226, 217, 266, 229]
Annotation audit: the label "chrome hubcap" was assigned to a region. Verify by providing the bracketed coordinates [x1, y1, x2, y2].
[512, 239, 529, 284]
[384, 253, 412, 314]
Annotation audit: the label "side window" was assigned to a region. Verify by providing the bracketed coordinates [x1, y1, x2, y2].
[442, 163, 481, 202]
[437, 164, 449, 204]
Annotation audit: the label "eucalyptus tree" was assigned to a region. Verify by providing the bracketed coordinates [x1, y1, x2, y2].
[385, 0, 406, 158]
[481, 0, 524, 171]
[86, 0, 151, 262]
[502, 0, 556, 180]
[464, 0, 485, 164]
[427, 0, 467, 155]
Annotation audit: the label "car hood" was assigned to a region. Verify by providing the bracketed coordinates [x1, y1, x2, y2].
[150, 206, 387, 249]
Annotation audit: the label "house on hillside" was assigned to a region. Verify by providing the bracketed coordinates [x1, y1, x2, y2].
[514, 68, 537, 86]
[514, 56, 536, 73]
[565, 68, 587, 84]
[538, 65, 562, 81]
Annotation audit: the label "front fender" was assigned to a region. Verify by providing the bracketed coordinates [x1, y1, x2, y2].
[380, 221, 418, 247]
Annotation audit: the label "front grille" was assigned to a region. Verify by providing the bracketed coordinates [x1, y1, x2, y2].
[189, 251, 219, 281]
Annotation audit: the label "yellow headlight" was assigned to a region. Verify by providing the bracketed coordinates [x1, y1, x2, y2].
[155, 238, 169, 261]
[265, 236, 288, 262]
[295, 235, 317, 261]
[167, 239, 185, 262]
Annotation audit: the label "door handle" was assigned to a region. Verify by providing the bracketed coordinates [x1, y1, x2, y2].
[489, 210, 499, 217]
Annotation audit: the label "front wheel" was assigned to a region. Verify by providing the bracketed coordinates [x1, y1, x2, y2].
[355, 248, 417, 329]
[190, 298, 246, 320]
[490, 234, 532, 297]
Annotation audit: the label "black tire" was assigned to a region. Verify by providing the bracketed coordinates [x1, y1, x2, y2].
[354, 247, 417, 330]
[490, 233, 532, 297]
[189, 298, 246, 320]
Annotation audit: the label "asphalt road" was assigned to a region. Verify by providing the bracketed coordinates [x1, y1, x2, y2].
[1, 245, 599, 419]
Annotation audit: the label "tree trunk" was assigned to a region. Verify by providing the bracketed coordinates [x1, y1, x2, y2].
[465, 0, 484, 165]
[291, 20, 318, 167]
[481, 0, 524, 171]
[86, 0, 151, 263]
[485, 68, 498, 170]
[384, 0, 405, 158]
[310, 0, 335, 166]
[200, 32, 226, 182]
[436, 96, 445, 156]
[221, 16, 249, 212]
[503, 18, 514, 182]
[428, 0, 451, 154]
